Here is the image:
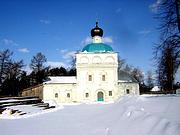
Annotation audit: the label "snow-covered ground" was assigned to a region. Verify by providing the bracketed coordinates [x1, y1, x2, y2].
[0, 95, 180, 135]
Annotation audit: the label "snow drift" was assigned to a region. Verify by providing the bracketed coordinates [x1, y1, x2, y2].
[0, 95, 180, 135]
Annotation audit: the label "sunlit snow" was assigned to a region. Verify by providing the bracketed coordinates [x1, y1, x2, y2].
[0, 95, 180, 135]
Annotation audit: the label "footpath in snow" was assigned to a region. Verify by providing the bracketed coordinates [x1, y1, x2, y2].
[0, 95, 180, 135]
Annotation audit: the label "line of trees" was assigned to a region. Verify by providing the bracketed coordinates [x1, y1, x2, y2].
[0, 49, 154, 97]
[0, 50, 76, 96]
[118, 56, 155, 93]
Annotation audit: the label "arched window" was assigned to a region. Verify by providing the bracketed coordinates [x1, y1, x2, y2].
[55, 93, 58, 98]
[97, 91, 104, 101]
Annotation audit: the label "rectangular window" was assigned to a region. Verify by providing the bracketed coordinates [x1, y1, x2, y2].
[85, 93, 89, 98]
[109, 91, 112, 96]
[88, 75, 92, 81]
[67, 93, 70, 98]
[126, 89, 130, 94]
[102, 75, 106, 81]
[55, 93, 58, 98]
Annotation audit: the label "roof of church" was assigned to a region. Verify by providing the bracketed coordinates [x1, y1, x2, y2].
[44, 76, 77, 84]
[82, 43, 113, 53]
[118, 70, 138, 83]
[82, 22, 113, 53]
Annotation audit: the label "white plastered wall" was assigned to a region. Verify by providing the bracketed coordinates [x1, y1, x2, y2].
[76, 52, 118, 102]
[43, 83, 77, 103]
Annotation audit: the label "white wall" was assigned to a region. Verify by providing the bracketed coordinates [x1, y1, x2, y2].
[76, 52, 118, 102]
[43, 83, 77, 103]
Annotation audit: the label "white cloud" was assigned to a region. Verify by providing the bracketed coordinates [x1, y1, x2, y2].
[149, 0, 162, 13]
[81, 37, 92, 45]
[18, 48, 30, 53]
[103, 36, 113, 43]
[63, 51, 76, 59]
[22, 66, 32, 75]
[60, 49, 68, 53]
[138, 30, 151, 35]
[1, 38, 18, 46]
[57, 50, 76, 65]
[40, 19, 51, 24]
[47, 61, 67, 68]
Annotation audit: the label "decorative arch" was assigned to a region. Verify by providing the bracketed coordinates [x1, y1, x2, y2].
[104, 56, 115, 63]
[96, 90, 105, 101]
[97, 91, 104, 101]
[92, 56, 102, 63]
[80, 56, 89, 63]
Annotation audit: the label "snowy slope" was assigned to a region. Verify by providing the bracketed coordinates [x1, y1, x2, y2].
[0, 95, 180, 135]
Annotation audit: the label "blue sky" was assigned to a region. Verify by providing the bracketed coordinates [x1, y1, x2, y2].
[1, 0, 179, 80]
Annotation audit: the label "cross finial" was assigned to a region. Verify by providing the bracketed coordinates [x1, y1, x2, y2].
[96, 21, 98, 27]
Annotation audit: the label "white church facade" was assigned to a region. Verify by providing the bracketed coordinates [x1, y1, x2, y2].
[41, 22, 139, 103]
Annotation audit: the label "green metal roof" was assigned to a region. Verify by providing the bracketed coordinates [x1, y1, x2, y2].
[82, 43, 113, 53]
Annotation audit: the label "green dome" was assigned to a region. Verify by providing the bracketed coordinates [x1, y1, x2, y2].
[82, 43, 113, 53]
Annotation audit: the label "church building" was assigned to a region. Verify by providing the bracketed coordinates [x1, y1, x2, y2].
[22, 23, 139, 103]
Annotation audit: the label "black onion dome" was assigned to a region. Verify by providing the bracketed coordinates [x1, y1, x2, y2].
[91, 22, 103, 37]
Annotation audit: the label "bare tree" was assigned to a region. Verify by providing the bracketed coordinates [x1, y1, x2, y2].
[0, 49, 13, 85]
[1, 59, 24, 96]
[29, 52, 48, 85]
[131, 67, 144, 84]
[153, 0, 180, 91]
[30, 52, 47, 72]
[146, 70, 154, 88]
[155, 0, 180, 36]
[7, 60, 24, 79]
[118, 56, 126, 70]
[123, 64, 133, 73]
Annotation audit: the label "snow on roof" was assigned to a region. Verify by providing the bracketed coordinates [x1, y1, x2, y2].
[151, 86, 161, 92]
[44, 76, 77, 84]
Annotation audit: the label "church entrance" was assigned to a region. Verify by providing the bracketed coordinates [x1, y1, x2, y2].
[97, 91, 104, 101]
